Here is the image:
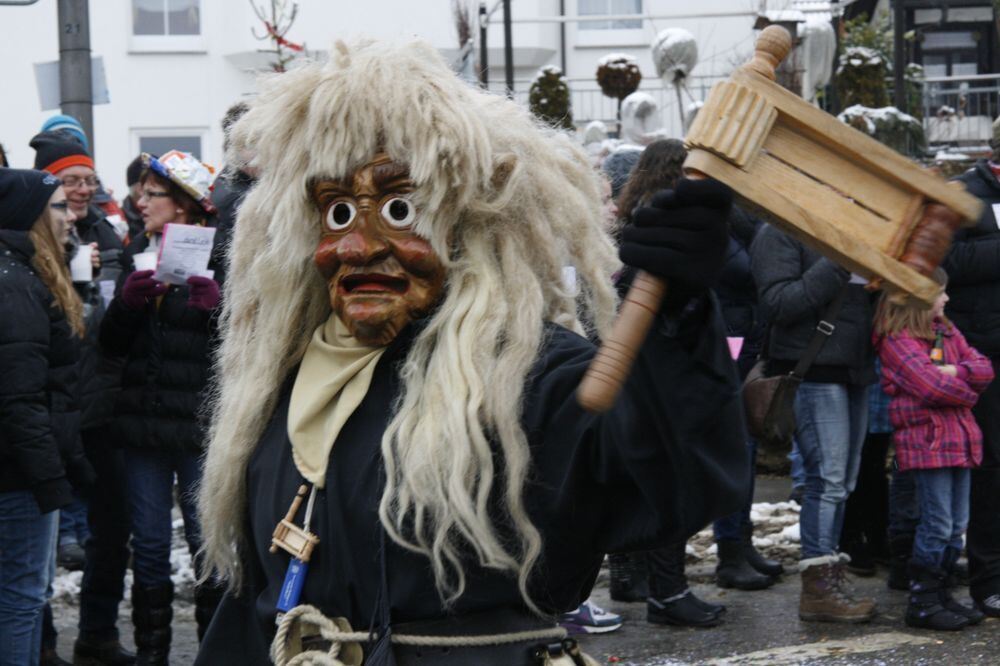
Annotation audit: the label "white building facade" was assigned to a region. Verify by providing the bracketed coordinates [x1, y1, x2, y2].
[2, 0, 823, 196]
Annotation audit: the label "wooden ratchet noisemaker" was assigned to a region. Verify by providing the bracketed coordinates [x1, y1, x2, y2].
[577, 25, 982, 414]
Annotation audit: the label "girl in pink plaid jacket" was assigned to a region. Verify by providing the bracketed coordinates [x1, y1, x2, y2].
[874, 271, 994, 631]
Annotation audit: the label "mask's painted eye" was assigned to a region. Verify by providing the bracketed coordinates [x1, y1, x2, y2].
[380, 197, 415, 228]
[325, 201, 356, 231]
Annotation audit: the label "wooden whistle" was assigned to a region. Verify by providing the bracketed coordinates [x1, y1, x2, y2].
[576, 25, 981, 414]
[270, 484, 320, 562]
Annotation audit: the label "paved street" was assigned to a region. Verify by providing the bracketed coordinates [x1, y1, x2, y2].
[50, 477, 997, 664]
[580, 571, 997, 665]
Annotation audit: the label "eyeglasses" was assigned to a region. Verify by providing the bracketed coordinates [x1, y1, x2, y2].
[61, 176, 99, 189]
[140, 189, 171, 200]
[50, 202, 70, 211]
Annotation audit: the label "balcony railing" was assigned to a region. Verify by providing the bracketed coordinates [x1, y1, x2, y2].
[508, 75, 727, 138]
[503, 71, 998, 152]
[921, 73, 1000, 146]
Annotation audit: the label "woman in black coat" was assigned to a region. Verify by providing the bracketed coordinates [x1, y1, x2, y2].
[98, 151, 223, 665]
[0, 168, 93, 666]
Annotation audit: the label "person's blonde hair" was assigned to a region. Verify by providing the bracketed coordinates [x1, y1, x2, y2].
[874, 268, 948, 341]
[28, 210, 84, 337]
[198, 38, 620, 609]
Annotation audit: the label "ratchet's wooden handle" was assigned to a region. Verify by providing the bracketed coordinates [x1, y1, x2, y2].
[576, 270, 667, 412]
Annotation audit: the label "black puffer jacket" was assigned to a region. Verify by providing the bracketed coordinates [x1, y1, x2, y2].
[99, 234, 221, 452]
[0, 230, 91, 512]
[945, 161, 1000, 357]
[74, 206, 125, 429]
[750, 224, 876, 385]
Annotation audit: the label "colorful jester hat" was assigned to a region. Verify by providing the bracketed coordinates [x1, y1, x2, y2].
[142, 150, 217, 214]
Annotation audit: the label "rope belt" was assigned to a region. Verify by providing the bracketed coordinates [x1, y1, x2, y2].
[271, 604, 569, 666]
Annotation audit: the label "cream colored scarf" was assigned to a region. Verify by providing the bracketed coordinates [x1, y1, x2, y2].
[287, 314, 386, 488]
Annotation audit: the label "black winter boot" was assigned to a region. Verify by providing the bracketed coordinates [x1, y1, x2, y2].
[842, 538, 877, 577]
[941, 548, 984, 626]
[132, 583, 173, 666]
[741, 525, 784, 577]
[689, 594, 726, 616]
[194, 582, 225, 642]
[608, 552, 649, 602]
[39, 647, 71, 666]
[647, 589, 722, 627]
[716, 540, 775, 590]
[887, 534, 913, 591]
[73, 631, 136, 665]
[905, 565, 970, 631]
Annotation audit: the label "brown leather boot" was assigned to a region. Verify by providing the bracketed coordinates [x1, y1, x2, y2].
[799, 554, 876, 623]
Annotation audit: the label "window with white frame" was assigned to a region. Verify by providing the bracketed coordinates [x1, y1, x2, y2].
[579, 0, 642, 31]
[130, 0, 204, 52]
[133, 129, 207, 164]
[133, 0, 200, 36]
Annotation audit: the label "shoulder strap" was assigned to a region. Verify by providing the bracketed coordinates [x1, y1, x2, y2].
[790, 284, 850, 379]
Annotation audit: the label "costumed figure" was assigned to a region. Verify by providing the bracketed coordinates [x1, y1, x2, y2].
[196, 39, 747, 666]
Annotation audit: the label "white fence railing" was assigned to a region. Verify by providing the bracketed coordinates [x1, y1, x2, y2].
[505, 72, 999, 147]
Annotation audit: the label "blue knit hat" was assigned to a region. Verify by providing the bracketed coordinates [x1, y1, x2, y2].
[40, 114, 89, 152]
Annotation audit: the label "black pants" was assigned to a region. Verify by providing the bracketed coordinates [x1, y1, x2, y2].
[969, 357, 1000, 599]
[840, 431, 891, 558]
[647, 541, 687, 598]
[78, 427, 132, 639]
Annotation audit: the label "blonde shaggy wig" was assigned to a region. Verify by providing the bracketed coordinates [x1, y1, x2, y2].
[199, 38, 621, 609]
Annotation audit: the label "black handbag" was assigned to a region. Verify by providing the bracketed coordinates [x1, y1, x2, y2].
[742, 286, 848, 454]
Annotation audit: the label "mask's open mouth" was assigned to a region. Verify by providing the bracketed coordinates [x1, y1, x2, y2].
[340, 273, 409, 294]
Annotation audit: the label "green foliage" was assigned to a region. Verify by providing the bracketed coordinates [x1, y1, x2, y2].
[841, 12, 893, 68]
[529, 66, 574, 130]
[836, 12, 893, 109]
[905, 63, 924, 120]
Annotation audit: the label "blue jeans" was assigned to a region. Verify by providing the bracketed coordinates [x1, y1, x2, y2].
[912, 467, 971, 570]
[0, 491, 59, 666]
[888, 466, 919, 539]
[714, 438, 756, 541]
[58, 497, 90, 546]
[125, 448, 203, 588]
[794, 382, 869, 559]
[789, 439, 805, 489]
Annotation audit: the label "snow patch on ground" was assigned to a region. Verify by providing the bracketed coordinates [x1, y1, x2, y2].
[687, 501, 801, 565]
[52, 510, 198, 603]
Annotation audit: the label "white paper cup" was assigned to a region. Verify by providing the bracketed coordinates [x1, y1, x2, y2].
[133, 252, 158, 272]
[70, 246, 93, 283]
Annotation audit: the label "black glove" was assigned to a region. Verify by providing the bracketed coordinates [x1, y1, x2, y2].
[65, 456, 97, 501]
[620, 178, 733, 296]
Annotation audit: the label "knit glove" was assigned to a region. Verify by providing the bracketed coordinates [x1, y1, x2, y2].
[620, 178, 732, 295]
[120, 270, 167, 310]
[186, 275, 221, 311]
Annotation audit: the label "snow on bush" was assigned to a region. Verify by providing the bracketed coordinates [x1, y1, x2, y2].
[838, 104, 926, 156]
[596, 53, 642, 103]
[529, 64, 573, 130]
[597, 52, 638, 70]
[838, 45, 884, 71]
